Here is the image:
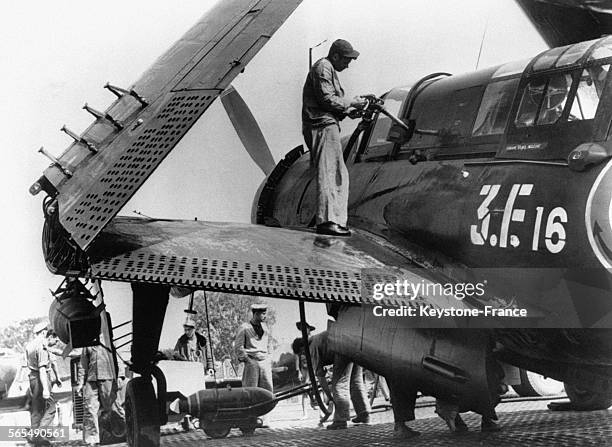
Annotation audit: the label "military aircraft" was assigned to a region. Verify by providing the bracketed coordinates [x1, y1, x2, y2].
[28, 0, 612, 445]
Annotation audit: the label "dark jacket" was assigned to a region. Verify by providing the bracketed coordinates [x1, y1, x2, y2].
[302, 57, 351, 128]
[174, 332, 214, 371]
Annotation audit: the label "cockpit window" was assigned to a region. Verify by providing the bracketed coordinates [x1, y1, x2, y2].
[367, 96, 404, 149]
[515, 79, 545, 127]
[360, 89, 409, 161]
[472, 78, 519, 136]
[514, 73, 572, 127]
[588, 36, 612, 61]
[532, 46, 568, 71]
[492, 59, 530, 79]
[569, 64, 610, 121]
[555, 40, 593, 67]
[537, 73, 572, 125]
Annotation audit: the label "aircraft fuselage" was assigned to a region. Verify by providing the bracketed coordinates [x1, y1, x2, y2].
[262, 36, 612, 329]
[257, 37, 612, 407]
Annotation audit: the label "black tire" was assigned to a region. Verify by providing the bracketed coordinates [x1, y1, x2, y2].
[203, 425, 231, 439]
[565, 382, 612, 410]
[125, 377, 160, 447]
[512, 369, 564, 397]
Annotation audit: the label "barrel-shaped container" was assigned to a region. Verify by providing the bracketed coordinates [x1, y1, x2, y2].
[49, 297, 101, 346]
[177, 387, 275, 418]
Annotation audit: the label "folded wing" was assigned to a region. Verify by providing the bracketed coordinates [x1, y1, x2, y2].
[32, 0, 302, 250]
[517, 0, 612, 47]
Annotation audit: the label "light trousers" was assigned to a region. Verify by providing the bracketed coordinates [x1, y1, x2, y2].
[304, 124, 349, 226]
[330, 355, 370, 422]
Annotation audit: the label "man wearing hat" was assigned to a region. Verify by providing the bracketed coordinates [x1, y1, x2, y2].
[302, 38, 367, 237]
[295, 321, 315, 334]
[173, 316, 214, 375]
[234, 303, 273, 394]
[25, 321, 59, 445]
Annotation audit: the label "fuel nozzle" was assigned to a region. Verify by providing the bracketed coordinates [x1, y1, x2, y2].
[349, 94, 383, 121]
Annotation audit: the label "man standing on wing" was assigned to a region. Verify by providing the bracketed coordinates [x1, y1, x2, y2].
[302, 38, 367, 237]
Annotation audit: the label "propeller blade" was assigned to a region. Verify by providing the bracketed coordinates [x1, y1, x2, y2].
[221, 85, 276, 176]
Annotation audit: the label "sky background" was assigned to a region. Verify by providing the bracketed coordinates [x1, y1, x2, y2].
[0, 0, 545, 351]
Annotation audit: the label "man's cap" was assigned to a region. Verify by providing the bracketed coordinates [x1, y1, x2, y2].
[183, 317, 196, 328]
[33, 321, 49, 334]
[330, 39, 360, 59]
[296, 321, 315, 332]
[251, 303, 267, 312]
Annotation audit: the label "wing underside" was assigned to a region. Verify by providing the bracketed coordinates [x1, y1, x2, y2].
[86, 218, 465, 310]
[517, 0, 612, 47]
[31, 0, 302, 250]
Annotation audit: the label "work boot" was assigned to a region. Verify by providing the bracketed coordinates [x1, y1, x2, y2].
[351, 412, 370, 424]
[481, 417, 501, 432]
[326, 421, 347, 430]
[393, 422, 420, 439]
[316, 222, 351, 237]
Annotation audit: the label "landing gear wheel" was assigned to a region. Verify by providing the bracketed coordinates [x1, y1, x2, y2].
[564, 382, 612, 410]
[512, 369, 564, 397]
[125, 377, 160, 447]
[203, 425, 231, 439]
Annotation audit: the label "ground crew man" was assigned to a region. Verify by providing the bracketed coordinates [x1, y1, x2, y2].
[76, 345, 124, 446]
[234, 303, 273, 393]
[234, 303, 273, 429]
[173, 316, 214, 375]
[25, 321, 58, 445]
[292, 331, 370, 430]
[302, 38, 367, 237]
[174, 316, 214, 431]
[386, 379, 421, 438]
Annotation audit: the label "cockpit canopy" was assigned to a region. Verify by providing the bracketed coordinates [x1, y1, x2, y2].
[356, 36, 612, 163]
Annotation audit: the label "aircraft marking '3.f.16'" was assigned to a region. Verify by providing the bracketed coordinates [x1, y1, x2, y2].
[470, 183, 568, 253]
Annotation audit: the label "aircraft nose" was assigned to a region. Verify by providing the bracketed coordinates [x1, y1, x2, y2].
[586, 160, 612, 268]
